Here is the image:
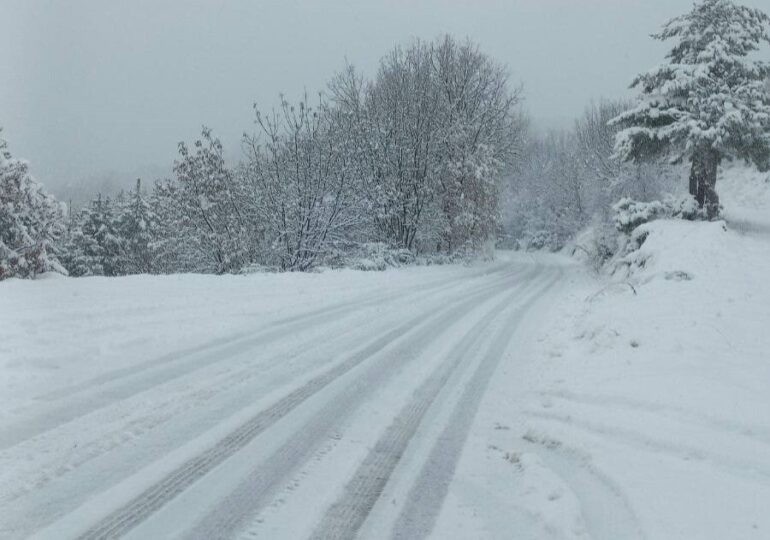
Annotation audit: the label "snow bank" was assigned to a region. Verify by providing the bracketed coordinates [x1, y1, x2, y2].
[478, 165, 770, 539]
[720, 163, 770, 235]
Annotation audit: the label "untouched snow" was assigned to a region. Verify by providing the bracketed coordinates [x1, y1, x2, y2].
[1, 165, 769, 540]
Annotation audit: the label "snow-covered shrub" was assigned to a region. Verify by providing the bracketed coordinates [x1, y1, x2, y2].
[612, 194, 706, 234]
[571, 218, 620, 272]
[522, 230, 563, 252]
[612, 198, 667, 234]
[612, 219, 728, 280]
[339, 242, 464, 271]
[343, 243, 416, 271]
[237, 262, 281, 274]
[666, 194, 707, 221]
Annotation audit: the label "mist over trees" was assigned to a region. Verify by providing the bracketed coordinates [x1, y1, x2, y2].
[2, 0, 769, 280]
[501, 100, 680, 251]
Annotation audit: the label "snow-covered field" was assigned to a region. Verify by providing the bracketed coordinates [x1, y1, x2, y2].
[1, 167, 769, 540]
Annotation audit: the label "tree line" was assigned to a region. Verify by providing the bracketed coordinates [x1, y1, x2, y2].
[2, 0, 769, 280]
[53, 35, 525, 276]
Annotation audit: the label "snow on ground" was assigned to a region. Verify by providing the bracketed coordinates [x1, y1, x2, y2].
[1, 253, 555, 539]
[1, 166, 769, 540]
[0, 261, 504, 415]
[438, 165, 770, 539]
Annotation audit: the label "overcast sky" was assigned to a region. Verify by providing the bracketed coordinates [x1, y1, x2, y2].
[1, 0, 766, 195]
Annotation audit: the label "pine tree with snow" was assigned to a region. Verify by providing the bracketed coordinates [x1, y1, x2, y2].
[60, 206, 102, 277]
[0, 130, 67, 280]
[612, 0, 770, 218]
[63, 194, 123, 276]
[147, 179, 191, 273]
[116, 178, 158, 274]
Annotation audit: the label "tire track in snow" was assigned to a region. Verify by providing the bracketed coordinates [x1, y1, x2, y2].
[539, 389, 770, 446]
[516, 430, 647, 540]
[389, 268, 562, 540]
[42, 261, 510, 403]
[524, 409, 770, 482]
[308, 271, 556, 540]
[0, 264, 517, 451]
[70, 266, 537, 540]
[0, 268, 522, 512]
[3, 268, 526, 539]
[0, 312, 379, 511]
[175, 267, 542, 540]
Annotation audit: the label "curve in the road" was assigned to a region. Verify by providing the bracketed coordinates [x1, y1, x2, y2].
[309, 271, 557, 540]
[71, 265, 539, 540]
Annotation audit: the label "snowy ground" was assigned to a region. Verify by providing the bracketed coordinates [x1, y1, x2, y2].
[469, 165, 770, 540]
[0, 253, 570, 539]
[1, 166, 769, 540]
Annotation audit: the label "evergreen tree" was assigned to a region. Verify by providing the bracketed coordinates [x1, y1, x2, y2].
[148, 179, 193, 273]
[0, 130, 67, 280]
[61, 205, 102, 277]
[612, 0, 770, 218]
[116, 179, 158, 274]
[62, 194, 122, 276]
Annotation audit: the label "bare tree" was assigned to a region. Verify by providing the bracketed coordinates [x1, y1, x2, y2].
[331, 35, 525, 255]
[172, 128, 253, 273]
[431, 36, 525, 253]
[243, 94, 362, 271]
[575, 100, 678, 217]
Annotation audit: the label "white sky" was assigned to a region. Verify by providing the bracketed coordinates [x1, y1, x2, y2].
[1, 0, 766, 194]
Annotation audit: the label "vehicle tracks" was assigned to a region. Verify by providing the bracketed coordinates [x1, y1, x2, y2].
[71, 266, 540, 540]
[0, 264, 519, 451]
[309, 272, 556, 540]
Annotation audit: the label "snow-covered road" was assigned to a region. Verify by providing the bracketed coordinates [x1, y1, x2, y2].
[0, 255, 571, 539]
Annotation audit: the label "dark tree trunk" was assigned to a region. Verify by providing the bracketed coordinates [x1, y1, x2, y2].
[689, 147, 720, 219]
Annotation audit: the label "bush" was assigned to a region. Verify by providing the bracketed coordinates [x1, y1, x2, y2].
[612, 194, 706, 234]
[571, 218, 620, 273]
[344, 243, 415, 272]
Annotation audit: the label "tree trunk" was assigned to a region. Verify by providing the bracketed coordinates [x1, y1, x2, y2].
[689, 147, 720, 219]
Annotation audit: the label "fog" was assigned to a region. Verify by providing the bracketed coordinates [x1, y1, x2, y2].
[1, 0, 763, 197]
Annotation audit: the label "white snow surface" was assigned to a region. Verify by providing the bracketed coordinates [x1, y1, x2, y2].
[1, 165, 769, 539]
[467, 165, 769, 540]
